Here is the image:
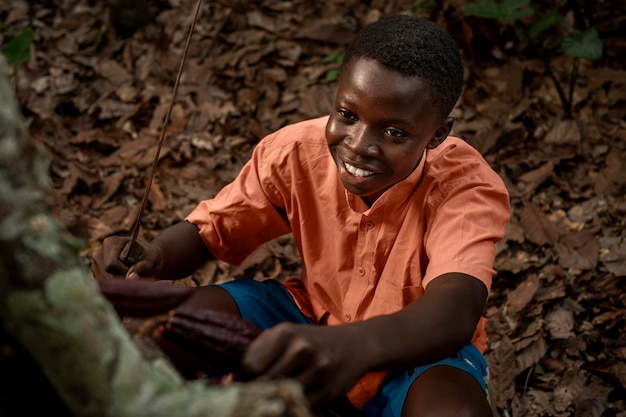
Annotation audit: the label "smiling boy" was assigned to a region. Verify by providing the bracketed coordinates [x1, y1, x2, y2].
[93, 14, 510, 417]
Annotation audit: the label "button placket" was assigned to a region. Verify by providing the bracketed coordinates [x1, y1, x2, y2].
[345, 214, 382, 323]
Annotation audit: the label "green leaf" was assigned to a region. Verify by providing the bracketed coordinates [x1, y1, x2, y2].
[3, 27, 34, 66]
[92, 24, 107, 52]
[534, 362, 546, 375]
[413, 1, 439, 14]
[561, 28, 603, 60]
[322, 50, 344, 64]
[324, 68, 341, 83]
[527, 5, 564, 40]
[462, 0, 534, 22]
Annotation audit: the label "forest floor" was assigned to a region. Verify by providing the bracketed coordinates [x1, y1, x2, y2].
[1, 0, 625, 416]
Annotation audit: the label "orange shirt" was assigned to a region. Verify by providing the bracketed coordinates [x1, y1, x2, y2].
[186, 116, 510, 406]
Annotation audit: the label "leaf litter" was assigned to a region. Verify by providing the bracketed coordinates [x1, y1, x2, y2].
[1, 0, 625, 416]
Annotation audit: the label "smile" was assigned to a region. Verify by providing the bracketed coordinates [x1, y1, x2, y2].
[344, 162, 374, 177]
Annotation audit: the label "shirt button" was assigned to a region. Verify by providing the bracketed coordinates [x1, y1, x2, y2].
[366, 221, 374, 229]
[345, 314, 352, 321]
[358, 267, 365, 275]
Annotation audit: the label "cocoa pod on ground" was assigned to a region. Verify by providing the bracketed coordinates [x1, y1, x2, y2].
[97, 278, 194, 317]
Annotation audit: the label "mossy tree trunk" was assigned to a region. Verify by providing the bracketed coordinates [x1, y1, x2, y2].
[0, 56, 312, 417]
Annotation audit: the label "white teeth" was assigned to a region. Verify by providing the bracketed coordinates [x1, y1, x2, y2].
[345, 162, 373, 177]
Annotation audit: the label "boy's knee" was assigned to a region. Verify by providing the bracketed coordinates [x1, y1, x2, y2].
[403, 398, 492, 417]
[183, 285, 240, 316]
[402, 366, 492, 417]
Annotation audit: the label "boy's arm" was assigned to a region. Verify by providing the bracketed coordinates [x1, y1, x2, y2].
[142, 220, 213, 280]
[357, 272, 487, 369]
[241, 272, 487, 407]
[93, 220, 213, 280]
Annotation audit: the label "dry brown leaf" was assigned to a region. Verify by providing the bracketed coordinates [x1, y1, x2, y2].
[148, 180, 167, 211]
[574, 397, 607, 417]
[511, 320, 544, 351]
[518, 161, 555, 194]
[518, 389, 555, 417]
[515, 337, 547, 371]
[93, 170, 127, 210]
[520, 202, 560, 246]
[553, 368, 586, 412]
[545, 307, 575, 340]
[293, 18, 357, 43]
[545, 119, 581, 145]
[582, 359, 626, 392]
[99, 136, 170, 168]
[594, 147, 626, 196]
[494, 249, 539, 274]
[93, 58, 133, 85]
[556, 230, 600, 271]
[587, 68, 626, 91]
[598, 236, 626, 276]
[486, 336, 518, 409]
[505, 274, 540, 319]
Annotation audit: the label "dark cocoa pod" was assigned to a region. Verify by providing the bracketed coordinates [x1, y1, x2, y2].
[172, 305, 262, 340]
[151, 325, 237, 380]
[159, 307, 262, 377]
[97, 279, 194, 317]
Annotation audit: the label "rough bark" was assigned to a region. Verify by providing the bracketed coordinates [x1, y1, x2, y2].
[0, 55, 312, 417]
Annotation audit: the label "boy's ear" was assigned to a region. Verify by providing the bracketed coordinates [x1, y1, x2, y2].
[427, 117, 454, 149]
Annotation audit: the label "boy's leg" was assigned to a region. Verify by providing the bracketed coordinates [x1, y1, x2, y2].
[402, 366, 492, 417]
[183, 284, 241, 316]
[362, 344, 492, 417]
[183, 278, 314, 329]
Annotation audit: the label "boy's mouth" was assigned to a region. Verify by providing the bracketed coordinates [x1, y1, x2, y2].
[343, 161, 374, 177]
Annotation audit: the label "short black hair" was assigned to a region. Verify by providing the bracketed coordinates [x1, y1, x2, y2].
[342, 14, 464, 120]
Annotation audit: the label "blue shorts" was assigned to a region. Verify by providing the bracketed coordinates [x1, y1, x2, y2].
[218, 278, 489, 417]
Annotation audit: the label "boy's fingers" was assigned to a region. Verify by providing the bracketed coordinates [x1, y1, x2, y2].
[101, 238, 157, 278]
[101, 237, 133, 275]
[126, 266, 139, 280]
[243, 325, 322, 382]
[119, 240, 143, 266]
[128, 255, 160, 279]
[260, 346, 310, 379]
[242, 326, 291, 375]
[241, 341, 276, 375]
[91, 245, 127, 279]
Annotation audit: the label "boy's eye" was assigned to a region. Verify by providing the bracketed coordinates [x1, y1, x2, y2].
[337, 108, 357, 121]
[383, 128, 408, 139]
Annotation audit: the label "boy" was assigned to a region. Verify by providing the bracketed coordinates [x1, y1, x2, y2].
[93, 13, 510, 417]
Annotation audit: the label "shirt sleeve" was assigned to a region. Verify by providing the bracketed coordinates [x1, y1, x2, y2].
[185, 137, 292, 265]
[421, 147, 511, 290]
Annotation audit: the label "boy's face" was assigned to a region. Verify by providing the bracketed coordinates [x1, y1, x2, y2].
[326, 57, 452, 205]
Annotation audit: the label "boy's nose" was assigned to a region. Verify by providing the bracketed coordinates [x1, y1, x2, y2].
[347, 126, 379, 157]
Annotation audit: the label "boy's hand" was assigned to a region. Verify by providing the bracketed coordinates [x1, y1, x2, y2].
[92, 221, 213, 282]
[241, 323, 367, 408]
[91, 235, 163, 280]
